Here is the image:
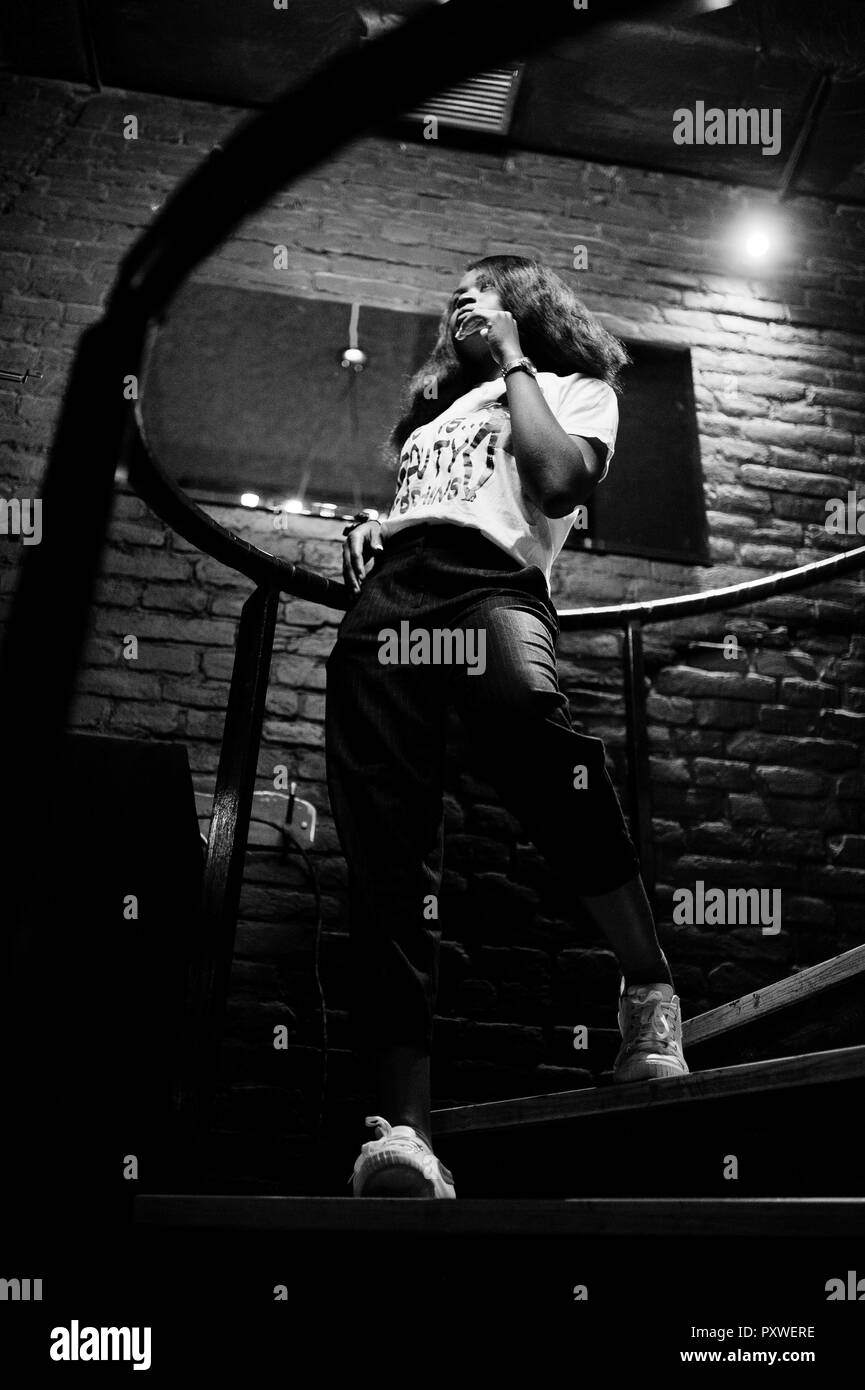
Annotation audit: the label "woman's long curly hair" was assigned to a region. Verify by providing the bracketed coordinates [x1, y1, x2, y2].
[382, 254, 631, 470]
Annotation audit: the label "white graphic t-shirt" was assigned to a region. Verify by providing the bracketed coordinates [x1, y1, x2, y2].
[378, 370, 619, 588]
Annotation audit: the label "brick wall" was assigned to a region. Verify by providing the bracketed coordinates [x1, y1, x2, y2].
[1, 75, 864, 1188]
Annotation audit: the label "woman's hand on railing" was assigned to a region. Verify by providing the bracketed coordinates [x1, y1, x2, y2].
[343, 519, 384, 595]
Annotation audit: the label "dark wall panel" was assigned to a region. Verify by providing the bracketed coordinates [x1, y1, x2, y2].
[574, 343, 708, 565]
[141, 282, 438, 511]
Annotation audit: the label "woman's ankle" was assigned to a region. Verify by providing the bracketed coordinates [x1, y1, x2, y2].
[372, 1045, 432, 1146]
[622, 954, 674, 991]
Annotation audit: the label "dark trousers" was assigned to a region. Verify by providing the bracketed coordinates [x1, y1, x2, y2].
[325, 522, 640, 1056]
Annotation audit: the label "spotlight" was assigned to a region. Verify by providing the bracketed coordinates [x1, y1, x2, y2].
[240, 492, 260, 507]
[732, 209, 787, 265]
[283, 498, 304, 513]
[340, 346, 367, 372]
[743, 225, 771, 260]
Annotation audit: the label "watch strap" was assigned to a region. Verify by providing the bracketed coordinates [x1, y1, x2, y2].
[342, 509, 380, 538]
[501, 356, 537, 380]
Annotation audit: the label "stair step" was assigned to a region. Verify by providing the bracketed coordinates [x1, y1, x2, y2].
[431, 1043, 865, 1135]
[133, 1194, 865, 1237]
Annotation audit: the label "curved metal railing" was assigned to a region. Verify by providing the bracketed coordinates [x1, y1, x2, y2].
[127, 371, 865, 937]
[127, 360, 865, 893]
[128, 391, 865, 623]
[556, 542, 865, 924]
[557, 543, 865, 630]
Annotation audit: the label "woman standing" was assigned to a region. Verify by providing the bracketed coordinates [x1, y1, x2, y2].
[325, 256, 688, 1199]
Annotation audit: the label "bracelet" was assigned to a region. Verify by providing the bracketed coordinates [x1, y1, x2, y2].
[500, 356, 538, 381]
[342, 510, 381, 539]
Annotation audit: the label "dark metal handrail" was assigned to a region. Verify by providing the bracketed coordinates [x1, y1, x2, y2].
[557, 544, 865, 892]
[127, 347, 865, 623]
[557, 544, 865, 629]
[129, 391, 865, 623]
[129, 363, 865, 897]
[128, 350, 865, 947]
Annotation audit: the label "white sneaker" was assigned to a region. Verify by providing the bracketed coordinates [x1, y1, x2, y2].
[613, 981, 689, 1083]
[348, 1115, 456, 1198]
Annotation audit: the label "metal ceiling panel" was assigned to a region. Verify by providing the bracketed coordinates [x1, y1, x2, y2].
[509, 34, 865, 200]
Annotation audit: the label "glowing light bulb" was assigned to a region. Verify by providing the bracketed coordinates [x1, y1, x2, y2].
[340, 346, 367, 371]
[284, 498, 304, 513]
[240, 492, 259, 508]
[733, 208, 787, 265]
[743, 227, 771, 259]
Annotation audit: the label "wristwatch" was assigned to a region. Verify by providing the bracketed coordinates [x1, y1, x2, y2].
[500, 356, 538, 381]
[342, 509, 380, 538]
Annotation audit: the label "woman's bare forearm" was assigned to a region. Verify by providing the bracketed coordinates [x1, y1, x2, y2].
[505, 369, 599, 516]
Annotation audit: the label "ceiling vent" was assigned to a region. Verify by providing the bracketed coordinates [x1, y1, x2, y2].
[356, 9, 522, 136]
[401, 64, 524, 135]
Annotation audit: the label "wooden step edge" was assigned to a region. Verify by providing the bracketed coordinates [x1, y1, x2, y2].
[132, 1195, 865, 1238]
[429, 1042, 865, 1136]
[683, 942, 865, 1049]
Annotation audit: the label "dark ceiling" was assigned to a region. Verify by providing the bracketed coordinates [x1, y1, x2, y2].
[3, 0, 865, 203]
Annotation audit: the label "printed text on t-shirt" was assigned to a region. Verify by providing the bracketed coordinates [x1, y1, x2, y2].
[393, 415, 506, 514]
